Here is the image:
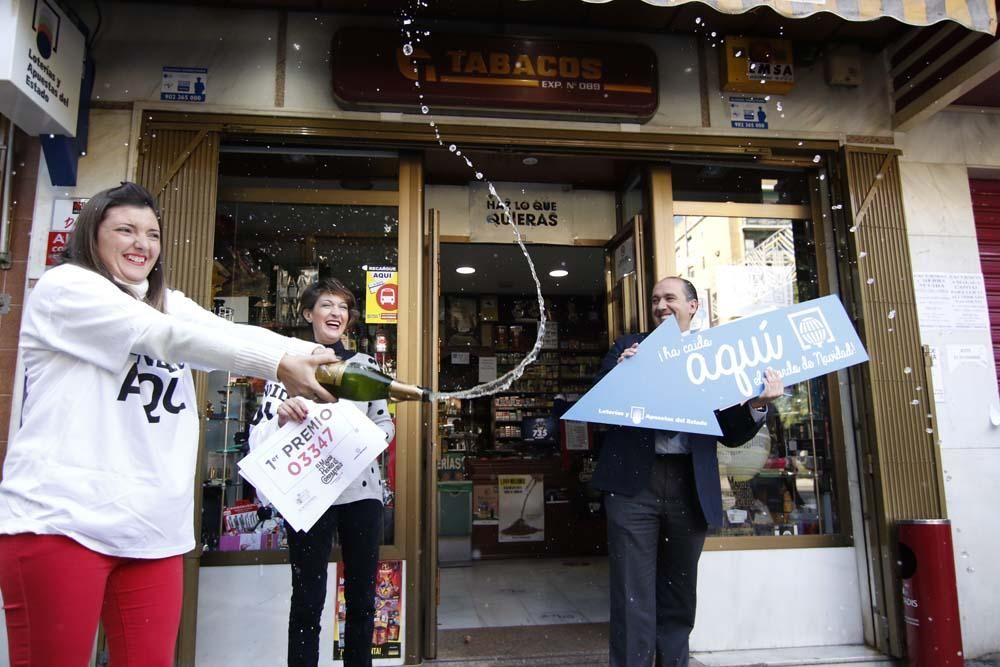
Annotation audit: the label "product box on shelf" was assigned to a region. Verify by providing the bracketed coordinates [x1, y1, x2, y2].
[218, 530, 282, 552]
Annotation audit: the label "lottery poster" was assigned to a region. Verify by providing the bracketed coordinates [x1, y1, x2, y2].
[332, 560, 405, 665]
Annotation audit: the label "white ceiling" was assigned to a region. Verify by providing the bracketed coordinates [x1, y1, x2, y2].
[440, 243, 606, 296]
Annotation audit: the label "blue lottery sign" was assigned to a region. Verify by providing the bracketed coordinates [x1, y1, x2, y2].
[561, 295, 868, 436]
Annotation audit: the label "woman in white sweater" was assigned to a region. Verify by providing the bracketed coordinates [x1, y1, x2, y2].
[0, 182, 338, 667]
[249, 279, 394, 667]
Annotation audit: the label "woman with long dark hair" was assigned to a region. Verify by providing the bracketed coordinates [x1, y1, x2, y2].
[0, 182, 338, 666]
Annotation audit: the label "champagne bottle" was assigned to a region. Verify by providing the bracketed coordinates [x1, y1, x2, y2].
[316, 361, 431, 402]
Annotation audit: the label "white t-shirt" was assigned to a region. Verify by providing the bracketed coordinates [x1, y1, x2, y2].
[248, 351, 395, 511]
[0, 264, 320, 558]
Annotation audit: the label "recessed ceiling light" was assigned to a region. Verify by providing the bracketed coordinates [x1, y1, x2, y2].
[522, 156, 539, 166]
[456, 266, 476, 275]
[549, 269, 569, 278]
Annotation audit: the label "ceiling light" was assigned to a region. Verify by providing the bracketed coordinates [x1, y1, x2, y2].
[522, 156, 538, 166]
[456, 266, 476, 275]
[549, 269, 569, 278]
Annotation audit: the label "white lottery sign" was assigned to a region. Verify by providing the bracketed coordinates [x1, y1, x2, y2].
[238, 400, 388, 532]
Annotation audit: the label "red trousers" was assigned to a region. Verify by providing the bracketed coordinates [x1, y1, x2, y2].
[0, 534, 182, 667]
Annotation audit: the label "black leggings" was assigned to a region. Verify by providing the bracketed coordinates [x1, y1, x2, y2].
[285, 499, 383, 667]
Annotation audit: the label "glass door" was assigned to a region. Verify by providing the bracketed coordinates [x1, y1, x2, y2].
[605, 214, 649, 342]
[422, 208, 441, 659]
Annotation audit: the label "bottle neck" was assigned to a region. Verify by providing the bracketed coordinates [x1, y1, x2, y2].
[387, 380, 431, 402]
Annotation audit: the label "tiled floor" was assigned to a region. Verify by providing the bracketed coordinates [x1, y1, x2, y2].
[437, 557, 609, 630]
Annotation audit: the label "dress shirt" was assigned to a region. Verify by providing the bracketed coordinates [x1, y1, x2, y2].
[654, 404, 767, 454]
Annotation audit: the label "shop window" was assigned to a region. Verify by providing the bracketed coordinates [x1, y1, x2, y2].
[201, 146, 401, 557]
[673, 213, 842, 539]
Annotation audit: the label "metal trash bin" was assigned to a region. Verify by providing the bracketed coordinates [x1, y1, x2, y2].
[897, 519, 964, 666]
[438, 481, 473, 565]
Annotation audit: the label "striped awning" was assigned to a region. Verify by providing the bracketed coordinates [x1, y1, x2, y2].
[583, 0, 997, 35]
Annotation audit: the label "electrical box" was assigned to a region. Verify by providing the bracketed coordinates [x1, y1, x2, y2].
[825, 46, 863, 87]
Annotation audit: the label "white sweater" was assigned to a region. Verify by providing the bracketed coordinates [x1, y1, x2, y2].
[248, 351, 395, 510]
[0, 264, 319, 558]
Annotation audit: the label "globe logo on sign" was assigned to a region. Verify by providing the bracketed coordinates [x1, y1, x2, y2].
[788, 307, 835, 350]
[33, 1, 61, 60]
[799, 317, 828, 346]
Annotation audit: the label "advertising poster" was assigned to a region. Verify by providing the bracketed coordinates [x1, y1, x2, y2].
[729, 95, 769, 130]
[46, 198, 86, 266]
[161, 66, 207, 102]
[365, 266, 399, 324]
[497, 474, 544, 542]
[333, 560, 405, 666]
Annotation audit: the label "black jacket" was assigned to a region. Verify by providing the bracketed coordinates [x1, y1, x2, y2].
[590, 332, 764, 528]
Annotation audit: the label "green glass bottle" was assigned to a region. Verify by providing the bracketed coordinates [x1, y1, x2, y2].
[316, 361, 431, 402]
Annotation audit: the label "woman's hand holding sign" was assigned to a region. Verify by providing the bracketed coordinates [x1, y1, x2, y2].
[277, 397, 311, 427]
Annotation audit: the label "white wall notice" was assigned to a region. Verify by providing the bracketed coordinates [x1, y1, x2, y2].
[914, 273, 990, 331]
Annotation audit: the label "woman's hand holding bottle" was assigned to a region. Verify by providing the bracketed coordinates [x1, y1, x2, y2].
[276, 350, 340, 404]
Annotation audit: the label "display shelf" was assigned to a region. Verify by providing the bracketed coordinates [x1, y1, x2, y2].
[200, 371, 264, 554]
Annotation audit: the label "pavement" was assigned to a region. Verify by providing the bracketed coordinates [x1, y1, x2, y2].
[430, 624, 1000, 667]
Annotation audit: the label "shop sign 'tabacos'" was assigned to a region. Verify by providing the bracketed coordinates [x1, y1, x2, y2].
[331, 28, 658, 122]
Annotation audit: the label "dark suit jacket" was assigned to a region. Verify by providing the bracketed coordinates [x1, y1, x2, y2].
[591, 332, 765, 528]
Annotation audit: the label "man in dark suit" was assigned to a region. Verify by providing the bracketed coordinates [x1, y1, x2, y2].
[593, 276, 783, 667]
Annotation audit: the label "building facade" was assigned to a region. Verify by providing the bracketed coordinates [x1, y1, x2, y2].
[1, 1, 998, 665]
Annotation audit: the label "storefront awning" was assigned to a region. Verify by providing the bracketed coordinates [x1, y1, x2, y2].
[583, 0, 997, 35]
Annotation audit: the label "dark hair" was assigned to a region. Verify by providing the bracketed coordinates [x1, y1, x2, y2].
[674, 276, 698, 302]
[63, 182, 168, 311]
[298, 278, 360, 331]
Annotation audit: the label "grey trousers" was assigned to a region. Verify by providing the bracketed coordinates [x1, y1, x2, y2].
[605, 455, 708, 667]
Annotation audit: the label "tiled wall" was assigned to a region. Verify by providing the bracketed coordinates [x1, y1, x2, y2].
[0, 130, 39, 470]
[896, 110, 1000, 660]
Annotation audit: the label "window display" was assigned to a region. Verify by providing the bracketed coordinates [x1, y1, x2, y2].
[200, 148, 401, 558]
[673, 211, 843, 538]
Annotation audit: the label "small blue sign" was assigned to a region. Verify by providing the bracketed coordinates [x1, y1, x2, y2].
[161, 66, 207, 102]
[561, 295, 868, 436]
[729, 95, 768, 130]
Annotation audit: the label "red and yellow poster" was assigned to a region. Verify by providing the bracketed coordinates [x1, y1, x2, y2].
[46, 198, 86, 266]
[365, 266, 398, 324]
[333, 560, 405, 666]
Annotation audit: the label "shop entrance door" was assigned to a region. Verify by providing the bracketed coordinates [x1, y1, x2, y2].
[421, 208, 442, 659]
[605, 215, 649, 342]
[423, 242, 618, 660]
